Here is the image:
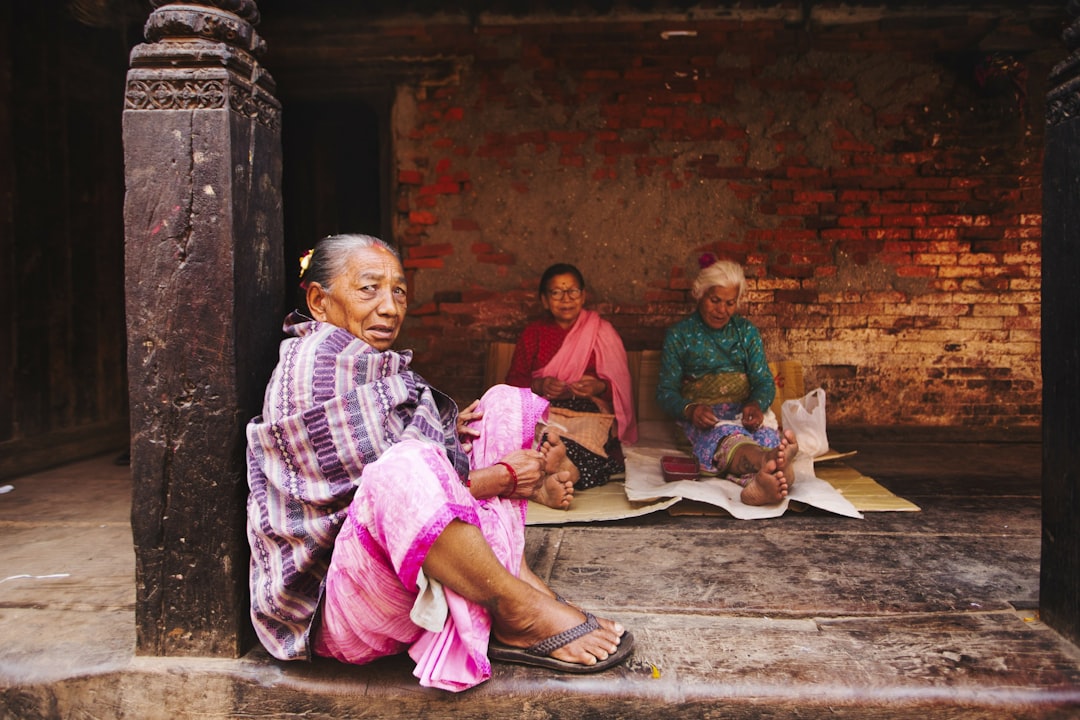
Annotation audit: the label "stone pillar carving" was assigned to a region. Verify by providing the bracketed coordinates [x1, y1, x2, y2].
[123, 0, 283, 656]
[1041, 0, 1080, 649]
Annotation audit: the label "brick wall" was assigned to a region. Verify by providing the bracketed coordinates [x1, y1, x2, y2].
[292, 7, 1060, 433]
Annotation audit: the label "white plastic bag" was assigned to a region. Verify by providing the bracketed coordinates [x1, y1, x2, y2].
[782, 388, 829, 458]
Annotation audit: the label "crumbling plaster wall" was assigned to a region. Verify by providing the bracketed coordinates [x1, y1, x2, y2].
[314, 7, 1059, 431]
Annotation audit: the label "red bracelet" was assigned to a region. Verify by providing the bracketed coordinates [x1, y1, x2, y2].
[496, 461, 518, 498]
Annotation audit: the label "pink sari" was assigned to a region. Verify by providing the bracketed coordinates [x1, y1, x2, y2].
[314, 385, 548, 691]
[537, 309, 637, 444]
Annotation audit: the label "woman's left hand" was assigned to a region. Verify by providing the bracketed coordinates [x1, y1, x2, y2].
[456, 399, 482, 453]
[569, 375, 606, 398]
[741, 402, 764, 433]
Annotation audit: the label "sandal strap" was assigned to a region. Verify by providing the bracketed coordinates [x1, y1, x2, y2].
[526, 612, 600, 658]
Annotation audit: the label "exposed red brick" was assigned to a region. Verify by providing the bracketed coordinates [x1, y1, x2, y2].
[409, 243, 454, 259]
[914, 228, 958, 241]
[476, 253, 515, 265]
[644, 289, 686, 302]
[419, 181, 461, 195]
[404, 257, 444, 269]
[382, 15, 1045, 431]
[453, 218, 481, 232]
[409, 301, 439, 316]
[409, 210, 438, 225]
[548, 130, 588, 144]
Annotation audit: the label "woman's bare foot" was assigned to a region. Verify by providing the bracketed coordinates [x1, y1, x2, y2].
[539, 432, 578, 480]
[533, 432, 579, 509]
[740, 458, 789, 506]
[491, 585, 626, 667]
[533, 470, 574, 509]
[774, 429, 799, 488]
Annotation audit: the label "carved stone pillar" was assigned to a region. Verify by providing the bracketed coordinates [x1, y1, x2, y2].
[1041, 0, 1080, 649]
[123, 0, 283, 656]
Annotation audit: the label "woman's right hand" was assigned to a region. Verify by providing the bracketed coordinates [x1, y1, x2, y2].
[495, 449, 546, 498]
[533, 376, 569, 400]
[685, 403, 718, 430]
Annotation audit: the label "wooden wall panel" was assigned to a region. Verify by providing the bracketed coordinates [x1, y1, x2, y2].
[0, 2, 133, 479]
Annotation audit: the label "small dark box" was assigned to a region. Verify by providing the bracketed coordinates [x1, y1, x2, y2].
[661, 455, 699, 482]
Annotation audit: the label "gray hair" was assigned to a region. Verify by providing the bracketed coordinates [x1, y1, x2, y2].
[301, 234, 399, 292]
[691, 259, 746, 303]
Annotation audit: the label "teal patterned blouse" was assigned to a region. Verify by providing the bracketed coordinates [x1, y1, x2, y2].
[656, 312, 775, 419]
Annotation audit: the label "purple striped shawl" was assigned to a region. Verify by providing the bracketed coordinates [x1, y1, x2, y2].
[246, 314, 469, 661]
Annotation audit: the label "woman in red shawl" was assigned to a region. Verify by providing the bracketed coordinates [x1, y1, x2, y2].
[506, 263, 636, 489]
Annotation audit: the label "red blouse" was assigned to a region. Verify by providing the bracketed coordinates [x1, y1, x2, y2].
[505, 318, 600, 389]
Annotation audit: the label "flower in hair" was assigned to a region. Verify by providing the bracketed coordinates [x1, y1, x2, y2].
[298, 248, 314, 278]
[698, 252, 718, 269]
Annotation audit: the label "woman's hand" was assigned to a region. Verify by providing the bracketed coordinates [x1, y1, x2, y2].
[533, 376, 570, 400]
[467, 449, 545, 500]
[456, 399, 482, 454]
[741, 402, 764, 433]
[685, 403, 718, 430]
[569, 375, 606, 398]
[495, 449, 546, 499]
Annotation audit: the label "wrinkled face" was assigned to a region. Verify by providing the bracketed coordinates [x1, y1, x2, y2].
[541, 272, 586, 329]
[308, 245, 407, 350]
[698, 284, 739, 330]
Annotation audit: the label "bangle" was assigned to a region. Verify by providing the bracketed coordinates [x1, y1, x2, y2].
[683, 402, 695, 418]
[496, 461, 518, 498]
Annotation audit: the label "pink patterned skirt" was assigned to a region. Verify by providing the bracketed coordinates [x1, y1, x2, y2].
[313, 385, 548, 691]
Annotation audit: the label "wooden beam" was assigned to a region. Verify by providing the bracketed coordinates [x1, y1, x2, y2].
[1040, 0, 1080, 649]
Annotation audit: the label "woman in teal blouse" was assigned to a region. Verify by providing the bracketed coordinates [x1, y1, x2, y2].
[657, 258, 794, 505]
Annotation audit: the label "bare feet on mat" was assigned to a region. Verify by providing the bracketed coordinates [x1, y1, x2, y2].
[740, 458, 789, 506]
[533, 432, 579, 509]
[774, 429, 799, 488]
[533, 470, 574, 509]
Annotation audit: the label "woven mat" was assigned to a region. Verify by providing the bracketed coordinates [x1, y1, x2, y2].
[526, 478, 678, 525]
[525, 447, 918, 525]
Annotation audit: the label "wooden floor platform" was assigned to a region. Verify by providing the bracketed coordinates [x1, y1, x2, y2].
[1, 439, 1078, 719]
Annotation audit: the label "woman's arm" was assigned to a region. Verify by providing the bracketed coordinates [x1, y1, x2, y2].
[656, 324, 691, 419]
[467, 449, 546, 500]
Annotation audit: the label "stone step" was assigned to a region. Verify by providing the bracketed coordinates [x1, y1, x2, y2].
[5, 608, 1080, 720]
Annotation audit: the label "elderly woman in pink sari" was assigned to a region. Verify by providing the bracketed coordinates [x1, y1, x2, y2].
[506, 263, 637, 490]
[246, 236, 633, 693]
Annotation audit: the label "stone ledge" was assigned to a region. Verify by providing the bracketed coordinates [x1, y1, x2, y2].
[5, 627, 1080, 720]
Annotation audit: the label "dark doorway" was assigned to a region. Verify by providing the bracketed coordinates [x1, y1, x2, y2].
[280, 97, 389, 306]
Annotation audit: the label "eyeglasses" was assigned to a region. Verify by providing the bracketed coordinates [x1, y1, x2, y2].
[547, 288, 582, 300]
